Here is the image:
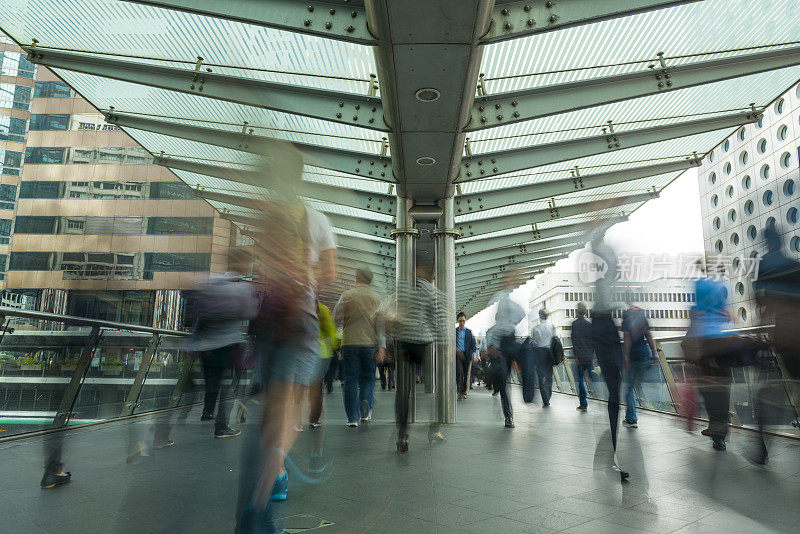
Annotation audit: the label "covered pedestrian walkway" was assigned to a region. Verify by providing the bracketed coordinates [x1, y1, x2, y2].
[1, 386, 798, 533]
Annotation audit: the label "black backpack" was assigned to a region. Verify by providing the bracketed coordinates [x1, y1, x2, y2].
[550, 335, 564, 366]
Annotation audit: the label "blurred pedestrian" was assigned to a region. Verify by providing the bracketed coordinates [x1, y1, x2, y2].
[621, 302, 658, 428]
[531, 308, 555, 406]
[378, 340, 395, 390]
[186, 247, 258, 439]
[334, 266, 385, 426]
[456, 312, 477, 400]
[571, 302, 594, 411]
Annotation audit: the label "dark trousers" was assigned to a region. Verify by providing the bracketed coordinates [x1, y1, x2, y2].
[534, 347, 553, 404]
[520, 349, 536, 403]
[494, 355, 513, 420]
[324, 356, 340, 393]
[593, 315, 623, 451]
[698, 371, 731, 439]
[576, 363, 592, 407]
[379, 362, 395, 390]
[201, 345, 235, 431]
[341, 345, 377, 422]
[456, 353, 471, 395]
[395, 342, 435, 437]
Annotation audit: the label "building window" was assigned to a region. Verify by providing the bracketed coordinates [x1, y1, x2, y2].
[0, 116, 27, 143]
[9, 252, 51, 270]
[19, 181, 61, 199]
[29, 113, 71, 131]
[14, 216, 57, 234]
[0, 184, 16, 210]
[1, 149, 22, 176]
[12, 85, 31, 111]
[744, 200, 754, 216]
[144, 253, 210, 275]
[0, 51, 35, 78]
[24, 147, 67, 164]
[763, 190, 774, 207]
[146, 217, 214, 235]
[149, 181, 196, 199]
[33, 81, 73, 98]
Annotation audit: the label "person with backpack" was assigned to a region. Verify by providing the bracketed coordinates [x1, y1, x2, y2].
[621, 302, 658, 428]
[531, 309, 556, 406]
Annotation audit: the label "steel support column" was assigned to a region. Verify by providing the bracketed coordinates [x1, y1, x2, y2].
[433, 197, 458, 424]
[393, 197, 417, 423]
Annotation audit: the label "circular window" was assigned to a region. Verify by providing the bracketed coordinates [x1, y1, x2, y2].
[778, 124, 788, 142]
[709, 172, 717, 185]
[776, 99, 785, 114]
[713, 216, 721, 230]
[745, 200, 755, 215]
[792, 236, 800, 253]
[761, 164, 771, 180]
[723, 140, 730, 152]
[715, 239, 723, 253]
[784, 179, 796, 197]
[781, 152, 792, 168]
[728, 208, 737, 222]
[763, 190, 774, 206]
[711, 194, 719, 207]
[766, 216, 777, 229]
[726, 185, 735, 198]
[708, 151, 715, 163]
[732, 257, 741, 271]
[730, 233, 740, 247]
[758, 138, 768, 154]
[747, 224, 757, 240]
[757, 116, 764, 128]
[742, 175, 752, 190]
[736, 282, 745, 296]
[740, 151, 749, 166]
[739, 307, 747, 321]
[750, 250, 760, 260]
[724, 162, 732, 175]
[788, 207, 799, 225]
[738, 127, 747, 141]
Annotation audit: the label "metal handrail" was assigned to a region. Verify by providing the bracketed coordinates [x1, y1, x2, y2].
[0, 307, 189, 337]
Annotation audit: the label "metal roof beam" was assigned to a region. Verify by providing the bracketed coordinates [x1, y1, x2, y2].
[337, 248, 395, 268]
[456, 236, 585, 266]
[455, 216, 623, 255]
[457, 110, 761, 181]
[335, 234, 395, 257]
[457, 264, 551, 287]
[470, 43, 800, 129]
[456, 190, 655, 238]
[181, 166, 396, 216]
[121, 0, 376, 45]
[25, 47, 388, 131]
[455, 158, 699, 213]
[221, 210, 394, 240]
[106, 111, 394, 183]
[482, 1, 698, 43]
[455, 251, 568, 276]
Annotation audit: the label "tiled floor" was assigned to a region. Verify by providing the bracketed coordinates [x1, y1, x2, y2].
[0, 385, 798, 533]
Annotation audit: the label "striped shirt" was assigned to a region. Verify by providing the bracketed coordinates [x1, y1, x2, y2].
[381, 278, 446, 345]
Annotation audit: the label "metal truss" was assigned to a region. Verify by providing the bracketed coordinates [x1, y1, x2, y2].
[122, 0, 376, 44]
[106, 111, 394, 183]
[481, 1, 698, 43]
[221, 209, 394, 240]
[457, 110, 761, 181]
[455, 236, 585, 266]
[470, 41, 798, 129]
[25, 47, 388, 131]
[455, 158, 698, 213]
[455, 216, 623, 256]
[456, 191, 655, 238]
[455, 251, 568, 276]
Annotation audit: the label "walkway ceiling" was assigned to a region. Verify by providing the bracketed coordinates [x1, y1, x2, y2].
[2, 0, 800, 312]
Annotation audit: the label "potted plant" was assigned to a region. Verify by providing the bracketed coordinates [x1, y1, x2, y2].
[18, 356, 44, 371]
[102, 358, 125, 375]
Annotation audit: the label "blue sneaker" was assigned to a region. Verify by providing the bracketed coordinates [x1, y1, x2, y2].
[270, 473, 288, 501]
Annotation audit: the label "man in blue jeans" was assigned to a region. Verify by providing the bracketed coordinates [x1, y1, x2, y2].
[571, 302, 594, 411]
[622, 303, 658, 428]
[334, 267, 385, 427]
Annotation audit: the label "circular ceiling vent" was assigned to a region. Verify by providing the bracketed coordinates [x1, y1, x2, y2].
[415, 88, 440, 102]
[416, 156, 436, 166]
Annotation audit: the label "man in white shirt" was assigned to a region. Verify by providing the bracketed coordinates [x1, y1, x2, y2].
[531, 309, 555, 406]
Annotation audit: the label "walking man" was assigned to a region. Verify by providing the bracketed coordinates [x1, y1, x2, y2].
[456, 312, 477, 400]
[531, 309, 555, 406]
[622, 303, 658, 428]
[571, 302, 594, 411]
[334, 266, 384, 427]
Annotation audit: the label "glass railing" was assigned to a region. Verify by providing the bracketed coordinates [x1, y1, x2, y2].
[510, 325, 800, 439]
[0, 307, 251, 439]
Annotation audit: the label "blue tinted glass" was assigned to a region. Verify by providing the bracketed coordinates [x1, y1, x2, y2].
[33, 81, 71, 98]
[25, 147, 66, 164]
[29, 113, 70, 131]
[0, 116, 26, 142]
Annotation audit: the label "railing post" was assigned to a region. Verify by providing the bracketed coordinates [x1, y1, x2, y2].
[52, 326, 102, 427]
[122, 333, 162, 416]
[655, 342, 679, 412]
